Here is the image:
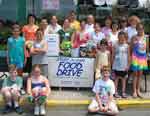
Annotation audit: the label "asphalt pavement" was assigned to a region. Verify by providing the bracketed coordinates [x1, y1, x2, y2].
[0, 106, 150, 116]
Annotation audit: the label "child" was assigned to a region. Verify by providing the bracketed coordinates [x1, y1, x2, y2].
[27, 64, 51, 116]
[95, 39, 110, 80]
[30, 29, 48, 77]
[88, 66, 119, 115]
[127, 15, 140, 43]
[7, 24, 26, 76]
[130, 23, 147, 98]
[91, 23, 105, 47]
[1, 65, 23, 114]
[102, 16, 112, 37]
[112, 31, 130, 98]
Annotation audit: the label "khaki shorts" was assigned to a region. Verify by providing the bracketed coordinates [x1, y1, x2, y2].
[88, 99, 119, 113]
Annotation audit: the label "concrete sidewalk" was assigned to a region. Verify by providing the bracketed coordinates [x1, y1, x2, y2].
[0, 72, 150, 109]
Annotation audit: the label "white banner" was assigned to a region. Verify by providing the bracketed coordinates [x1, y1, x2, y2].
[46, 34, 60, 56]
[48, 57, 94, 87]
[42, 0, 60, 10]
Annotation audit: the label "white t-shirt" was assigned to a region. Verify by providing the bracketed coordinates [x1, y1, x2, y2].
[93, 78, 115, 105]
[47, 24, 62, 34]
[85, 24, 94, 35]
[91, 31, 105, 46]
[127, 26, 137, 42]
[108, 32, 118, 46]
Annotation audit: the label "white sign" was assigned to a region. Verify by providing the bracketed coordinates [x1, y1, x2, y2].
[42, 0, 60, 10]
[46, 34, 60, 56]
[48, 57, 94, 87]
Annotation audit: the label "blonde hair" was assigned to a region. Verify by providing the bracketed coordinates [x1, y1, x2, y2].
[128, 15, 141, 25]
[8, 64, 17, 71]
[101, 65, 111, 72]
[32, 64, 41, 71]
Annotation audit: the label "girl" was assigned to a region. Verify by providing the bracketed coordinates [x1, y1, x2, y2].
[30, 29, 48, 77]
[107, 20, 119, 47]
[22, 14, 39, 74]
[27, 64, 51, 116]
[120, 16, 128, 33]
[1, 65, 23, 114]
[91, 23, 105, 47]
[71, 20, 90, 57]
[112, 31, 130, 98]
[95, 39, 111, 80]
[127, 15, 140, 43]
[7, 24, 26, 76]
[130, 23, 147, 98]
[102, 16, 112, 37]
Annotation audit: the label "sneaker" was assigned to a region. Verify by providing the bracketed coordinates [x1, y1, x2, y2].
[34, 105, 40, 116]
[15, 106, 23, 114]
[2, 105, 12, 114]
[40, 105, 46, 116]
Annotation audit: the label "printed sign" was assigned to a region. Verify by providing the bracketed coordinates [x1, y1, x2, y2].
[42, 0, 60, 10]
[46, 34, 60, 56]
[48, 57, 94, 87]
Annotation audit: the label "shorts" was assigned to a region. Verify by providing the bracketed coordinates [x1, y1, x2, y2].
[114, 70, 128, 78]
[88, 99, 119, 113]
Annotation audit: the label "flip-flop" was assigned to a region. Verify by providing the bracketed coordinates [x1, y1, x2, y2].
[122, 93, 128, 98]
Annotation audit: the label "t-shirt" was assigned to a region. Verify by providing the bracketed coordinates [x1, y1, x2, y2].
[47, 24, 62, 34]
[58, 28, 75, 43]
[85, 24, 94, 35]
[7, 36, 25, 67]
[70, 20, 80, 31]
[91, 31, 105, 47]
[93, 79, 115, 105]
[22, 25, 39, 41]
[2, 76, 23, 89]
[32, 40, 48, 64]
[108, 32, 119, 47]
[127, 26, 137, 42]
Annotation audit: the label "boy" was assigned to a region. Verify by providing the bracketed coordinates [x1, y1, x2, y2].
[88, 66, 119, 116]
[1, 65, 23, 114]
[7, 24, 26, 76]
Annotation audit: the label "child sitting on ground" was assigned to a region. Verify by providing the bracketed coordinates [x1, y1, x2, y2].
[88, 66, 119, 116]
[1, 64, 23, 114]
[27, 64, 51, 116]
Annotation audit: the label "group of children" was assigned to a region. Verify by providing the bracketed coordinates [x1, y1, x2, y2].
[0, 12, 149, 115]
[1, 64, 50, 115]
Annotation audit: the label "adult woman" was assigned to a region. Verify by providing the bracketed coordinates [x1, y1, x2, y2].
[22, 14, 38, 73]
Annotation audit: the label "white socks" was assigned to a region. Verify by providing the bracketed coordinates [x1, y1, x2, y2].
[7, 101, 12, 107]
[14, 101, 19, 108]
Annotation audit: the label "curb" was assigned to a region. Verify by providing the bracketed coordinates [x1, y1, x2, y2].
[1, 96, 150, 109]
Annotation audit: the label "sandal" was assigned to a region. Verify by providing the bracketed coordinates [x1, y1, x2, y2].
[122, 93, 128, 98]
[114, 93, 121, 98]
[132, 93, 137, 98]
[137, 93, 143, 98]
